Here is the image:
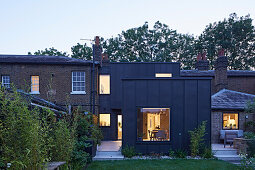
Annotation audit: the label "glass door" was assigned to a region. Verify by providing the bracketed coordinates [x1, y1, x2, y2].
[117, 115, 122, 140]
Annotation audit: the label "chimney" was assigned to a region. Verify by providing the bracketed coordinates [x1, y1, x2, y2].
[195, 52, 209, 70]
[92, 36, 102, 64]
[215, 49, 228, 92]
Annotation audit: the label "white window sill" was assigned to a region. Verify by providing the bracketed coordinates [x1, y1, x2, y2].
[30, 91, 40, 94]
[70, 91, 86, 95]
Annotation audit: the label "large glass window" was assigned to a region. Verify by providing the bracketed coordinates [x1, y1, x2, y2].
[137, 108, 170, 141]
[99, 75, 110, 94]
[223, 113, 238, 129]
[99, 114, 110, 126]
[155, 73, 172, 78]
[72, 72, 85, 93]
[31, 76, 39, 93]
[1, 75, 10, 88]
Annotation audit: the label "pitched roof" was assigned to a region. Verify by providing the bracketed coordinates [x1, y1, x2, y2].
[0, 55, 98, 65]
[181, 70, 255, 77]
[211, 89, 255, 110]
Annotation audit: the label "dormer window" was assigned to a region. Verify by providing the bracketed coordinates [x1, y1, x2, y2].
[155, 73, 172, 78]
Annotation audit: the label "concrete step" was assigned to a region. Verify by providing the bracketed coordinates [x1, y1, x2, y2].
[212, 149, 237, 155]
[93, 151, 124, 161]
[215, 155, 241, 161]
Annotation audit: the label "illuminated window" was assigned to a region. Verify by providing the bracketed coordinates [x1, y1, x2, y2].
[72, 72, 85, 94]
[223, 113, 238, 130]
[1, 75, 10, 88]
[99, 75, 110, 94]
[155, 73, 172, 77]
[99, 114, 110, 126]
[31, 76, 39, 94]
[137, 108, 170, 141]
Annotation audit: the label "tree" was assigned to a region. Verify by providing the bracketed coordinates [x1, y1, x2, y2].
[71, 43, 92, 60]
[102, 21, 197, 69]
[196, 13, 255, 70]
[28, 47, 68, 57]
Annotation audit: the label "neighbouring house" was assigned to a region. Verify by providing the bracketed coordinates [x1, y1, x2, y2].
[0, 54, 100, 114]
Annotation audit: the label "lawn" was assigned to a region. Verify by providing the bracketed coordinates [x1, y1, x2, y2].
[87, 159, 239, 170]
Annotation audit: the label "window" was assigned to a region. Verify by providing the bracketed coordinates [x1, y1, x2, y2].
[137, 108, 170, 141]
[72, 72, 85, 94]
[223, 113, 238, 130]
[31, 76, 39, 94]
[155, 73, 172, 78]
[1, 75, 10, 88]
[99, 75, 110, 94]
[99, 114, 111, 126]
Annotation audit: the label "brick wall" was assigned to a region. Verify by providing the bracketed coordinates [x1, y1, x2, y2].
[211, 111, 254, 143]
[0, 63, 99, 113]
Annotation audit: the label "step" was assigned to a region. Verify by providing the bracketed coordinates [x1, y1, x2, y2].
[93, 151, 124, 161]
[212, 150, 237, 155]
[215, 155, 241, 161]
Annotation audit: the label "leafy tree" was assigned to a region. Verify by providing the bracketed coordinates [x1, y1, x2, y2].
[196, 13, 255, 70]
[28, 47, 68, 57]
[71, 43, 92, 60]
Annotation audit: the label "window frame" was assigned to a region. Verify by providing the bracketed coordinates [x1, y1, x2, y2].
[222, 112, 239, 130]
[99, 113, 111, 127]
[1, 75, 10, 88]
[71, 71, 86, 95]
[136, 107, 171, 143]
[99, 74, 110, 95]
[30, 75, 40, 94]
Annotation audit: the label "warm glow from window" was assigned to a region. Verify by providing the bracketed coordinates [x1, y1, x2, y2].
[99, 114, 110, 126]
[155, 73, 172, 77]
[137, 108, 170, 141]
[31, 76, 39, 93]
[99, 75, 110, 94]
[223, 113, 238, 129]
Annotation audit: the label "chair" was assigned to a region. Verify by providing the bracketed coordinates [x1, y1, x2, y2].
[224, 131, 238, 148]
[155, 130, 167, 141]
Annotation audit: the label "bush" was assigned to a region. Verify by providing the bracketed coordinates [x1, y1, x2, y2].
[169, 148, 175, 158]
[202, 146, 214, 159]
[247, 140, 255, 158]
[121, 145, 136, 158]
[174, 149, 187, 158]
[189, 121, 207, 157]
[244, 132, 255, 140]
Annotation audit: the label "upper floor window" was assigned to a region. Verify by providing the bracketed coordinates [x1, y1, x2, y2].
[99, 75, 110, 94]
[1, 75, 10, 88]
[223, 113, 238, 130]
[31, 76, 39, 94]
[155, 73, 172, 78]
[72, 72, 86, 94]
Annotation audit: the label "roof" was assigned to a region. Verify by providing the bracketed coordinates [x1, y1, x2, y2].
[211, 89, 255, 110]
[181, 70, 255, 77]
[0, 55, 98, 65]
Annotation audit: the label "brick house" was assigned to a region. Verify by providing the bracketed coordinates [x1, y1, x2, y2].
[0, 55, 100, 114]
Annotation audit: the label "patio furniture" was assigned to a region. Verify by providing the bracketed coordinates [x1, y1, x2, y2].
[220, 130, 243, 141]
[155, 130, 167, 141]
[224, 131, 238, 148]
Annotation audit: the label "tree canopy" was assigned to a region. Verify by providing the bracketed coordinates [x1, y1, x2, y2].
[28, 13, 255, 70]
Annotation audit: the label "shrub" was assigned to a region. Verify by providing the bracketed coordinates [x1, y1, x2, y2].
[174, 149, 187, 158]
[247, 140, 255, 158]
[169, 148, 175, 158]
[244, 132, 255, 140]
[189, 121, 207, 157]
[121, 145, 136, 158]
[202, 146, 214, 159]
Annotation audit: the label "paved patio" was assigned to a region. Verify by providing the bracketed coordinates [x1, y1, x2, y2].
[97, 141, 122, 151]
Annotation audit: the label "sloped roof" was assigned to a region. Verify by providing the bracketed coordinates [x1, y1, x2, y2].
[181, 70, 255, 77]
[211, 89, 255, 110]
[0, 55, 98, 65]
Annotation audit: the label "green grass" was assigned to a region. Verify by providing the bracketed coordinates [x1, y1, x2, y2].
[87, 159, 239, 170]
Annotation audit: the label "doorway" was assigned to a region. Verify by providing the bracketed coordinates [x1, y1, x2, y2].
[117, 115, 122, 140]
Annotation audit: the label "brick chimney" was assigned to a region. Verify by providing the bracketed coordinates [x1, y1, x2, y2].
[195, 52, 209, 70]
[215, 49, 228, 92]
[92, 36, 102, 64]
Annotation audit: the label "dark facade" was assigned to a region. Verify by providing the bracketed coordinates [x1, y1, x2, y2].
[99, 62, 211, 153]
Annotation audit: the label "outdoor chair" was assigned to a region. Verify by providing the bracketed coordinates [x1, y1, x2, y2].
[224, 130, 238, 148]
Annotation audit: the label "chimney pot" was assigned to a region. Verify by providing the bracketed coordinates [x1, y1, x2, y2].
[195, 52, 209, 70]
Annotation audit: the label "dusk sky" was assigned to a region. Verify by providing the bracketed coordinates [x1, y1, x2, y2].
[1, 0, 255, 55]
